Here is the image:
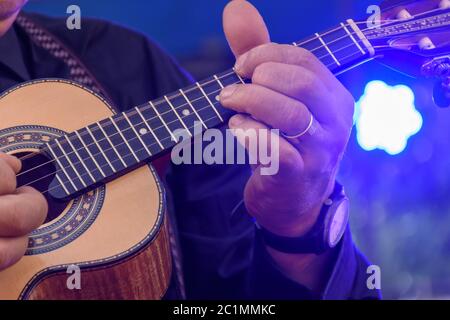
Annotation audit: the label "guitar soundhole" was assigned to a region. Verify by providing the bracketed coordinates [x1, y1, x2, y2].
[15, 151, 70, 224]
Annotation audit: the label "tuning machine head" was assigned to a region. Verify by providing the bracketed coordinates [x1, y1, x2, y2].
[421, 55, 450, 108]
[433, 77, 450, 108]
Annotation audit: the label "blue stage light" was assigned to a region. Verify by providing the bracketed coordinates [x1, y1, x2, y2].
[354, 81, 423, 155]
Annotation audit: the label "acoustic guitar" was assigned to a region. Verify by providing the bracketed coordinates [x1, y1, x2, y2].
[1, 0, 449, 299]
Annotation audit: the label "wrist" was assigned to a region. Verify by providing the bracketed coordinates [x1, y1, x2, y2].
[255, 181, 349, 255]
[256, 177, 336, 238]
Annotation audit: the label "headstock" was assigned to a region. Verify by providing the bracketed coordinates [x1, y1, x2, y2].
[365, 0, 450, 107]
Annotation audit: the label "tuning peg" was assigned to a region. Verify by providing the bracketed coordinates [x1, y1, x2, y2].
[440, 0, 450, 9]
[419, 37, 437, 50]
[395, 8, 436, 50]
[396, 9, 413, 20]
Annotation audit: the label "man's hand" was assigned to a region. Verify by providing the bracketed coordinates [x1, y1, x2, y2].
[220, 0, 354, 291]
[0, 153, 47, 271]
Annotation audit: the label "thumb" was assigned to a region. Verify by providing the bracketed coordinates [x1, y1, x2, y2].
[223, 0, 270, 59]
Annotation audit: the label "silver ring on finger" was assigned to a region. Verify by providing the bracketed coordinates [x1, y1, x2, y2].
[282, 113, 314, 140]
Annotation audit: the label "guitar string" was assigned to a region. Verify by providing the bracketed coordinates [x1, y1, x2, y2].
[17, 21, 366, 165]
[15, 9, 444, 168]
[23, 8, 447, 165]
[16, 41, 416, 189]
[24, 44, 396, 196]
[13, 10, 447, 184]
[15, 27, 372, 178]
[16, 6, 448, 166]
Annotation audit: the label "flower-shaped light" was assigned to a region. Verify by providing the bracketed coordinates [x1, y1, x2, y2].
[354, 81, 423, 155]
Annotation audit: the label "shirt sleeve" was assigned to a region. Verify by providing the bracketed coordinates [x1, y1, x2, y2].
[248, 226, 382, 300]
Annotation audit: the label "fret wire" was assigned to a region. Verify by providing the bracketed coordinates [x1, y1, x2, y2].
[55, 174, 70, 195]
[55, 139, 87, 188]
[179, 89, 206, 129]
[64, 134, 96, 182]
[123, 113, 153, 156]
[293, 23, 345, 47]
[232, 68, 246, 84]
[196, 82, 224, 122]
[213, 75, 225, 89]
[75, 130, 106, 177]
[109, 117, 140, 162]
[20, 25, 371, 188]
[86, 127, 117, 173]
[164, 95, 192, 137]
[36, 10, 446, 190]
[149, 100, 177, 142]
[37, 107, 233, 195]
[33, 43, 362, 196]
[24, 23, 371, 174]
[340, 22, 365, 54]
[45, 142, 78, 191]
[31, 93, 237, 192]
[95, 122, 127, 167]
[135, 107, 164, 149]
[315, 32, 341, 66]
[346, 19, 375, 56]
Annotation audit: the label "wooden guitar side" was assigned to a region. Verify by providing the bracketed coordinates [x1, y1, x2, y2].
[0, 80, 172, 300]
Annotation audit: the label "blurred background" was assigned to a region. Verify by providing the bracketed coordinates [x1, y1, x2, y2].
[24, 0, 450, 299]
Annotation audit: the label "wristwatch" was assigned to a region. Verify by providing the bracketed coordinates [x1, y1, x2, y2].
[255, 182, 349, 255]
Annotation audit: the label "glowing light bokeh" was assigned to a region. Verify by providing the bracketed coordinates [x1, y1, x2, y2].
[354, 81, 423, 155]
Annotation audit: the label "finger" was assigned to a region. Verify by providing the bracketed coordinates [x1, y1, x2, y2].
[223, 0, 270, 58]
[0, 158, 17, 195]
[0, 236, 28, 271]
[228, 114, 304, 176]
[250, 62, 340, 124]
[0, 186, 48, 237]
[250, 62, 354, 125]
[220, 83, 316, 137]
[235, 43, 335, 86]
[0, 153, 21, 174]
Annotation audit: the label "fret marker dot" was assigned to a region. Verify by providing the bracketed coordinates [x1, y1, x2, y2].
[182, 109, 190, 116]
[139, 128, 148, 135]
[215, 95, 220, 102]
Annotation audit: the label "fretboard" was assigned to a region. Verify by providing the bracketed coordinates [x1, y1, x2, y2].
[44, 19, 374, 200]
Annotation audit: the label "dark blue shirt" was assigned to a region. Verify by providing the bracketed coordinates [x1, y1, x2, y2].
[0, 12, 380, 300]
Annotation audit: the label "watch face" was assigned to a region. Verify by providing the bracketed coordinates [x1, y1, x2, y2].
[327, 198, 350, 248]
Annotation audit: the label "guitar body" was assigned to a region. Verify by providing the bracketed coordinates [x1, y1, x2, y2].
[0, 80, 172, 300]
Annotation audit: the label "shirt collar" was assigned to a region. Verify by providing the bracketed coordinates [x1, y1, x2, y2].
[0, 24, 30, 81]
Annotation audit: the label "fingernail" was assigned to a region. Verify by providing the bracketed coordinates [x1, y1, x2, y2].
[220, 84, 238, 101]
[229, 114, 245, 128]
[234, 53, 247, 73]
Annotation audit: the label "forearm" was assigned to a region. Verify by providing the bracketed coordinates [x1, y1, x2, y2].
[261, 177, 337, 293]
[266, 243, 338, 294]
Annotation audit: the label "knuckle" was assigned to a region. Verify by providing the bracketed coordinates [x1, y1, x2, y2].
[282, 102, 305, 133]
[295, 70, 318, 93]
[246, 42, 277, 63]
[252, 62, 276, 84]
[287, 46, 316, 66]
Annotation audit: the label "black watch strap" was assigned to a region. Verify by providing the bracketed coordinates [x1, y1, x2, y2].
[255, 182, 344, 255]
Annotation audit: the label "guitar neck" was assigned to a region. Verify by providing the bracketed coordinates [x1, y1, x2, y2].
[45, 19, 375, 200]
